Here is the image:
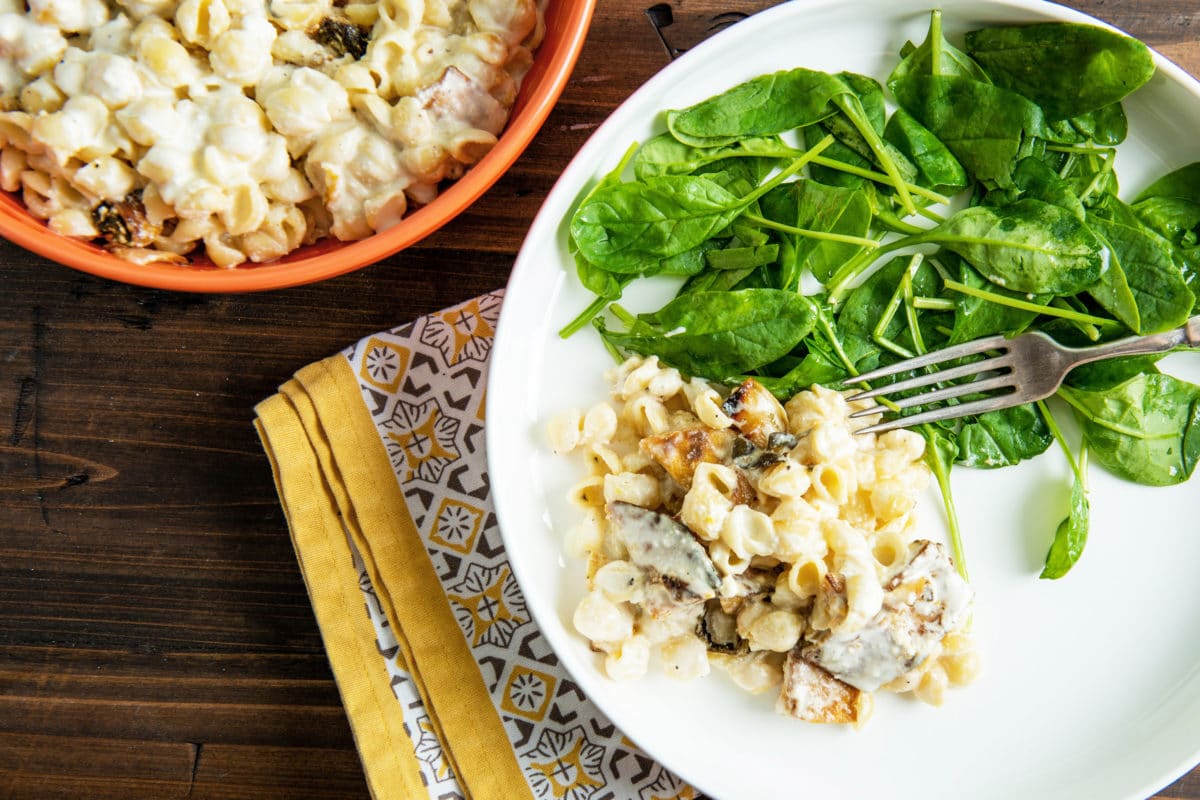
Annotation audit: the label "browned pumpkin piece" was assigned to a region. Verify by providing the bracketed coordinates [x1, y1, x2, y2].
[722, 378, 787, 448]
[777, 649, 870, 724]
[639, 427, 736, 491]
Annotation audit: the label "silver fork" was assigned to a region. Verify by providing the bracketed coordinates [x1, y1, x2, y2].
[844, 315, 1200, 435]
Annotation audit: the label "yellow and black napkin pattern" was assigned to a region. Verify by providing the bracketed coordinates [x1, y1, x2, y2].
[255, 291, 700, 800]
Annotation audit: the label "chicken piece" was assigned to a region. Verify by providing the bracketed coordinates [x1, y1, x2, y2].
[722, 378, 787, 448]
[607, 501, 721, 607]
[418, 66, 507, 135]
[639, 428, 758, 507]
[801, 540, 972, 692]
[777, 650, 870, 724]
[640, 426, 736, 491]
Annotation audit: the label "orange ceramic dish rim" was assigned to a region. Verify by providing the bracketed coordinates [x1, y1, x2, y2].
[0, 0, 596, 293]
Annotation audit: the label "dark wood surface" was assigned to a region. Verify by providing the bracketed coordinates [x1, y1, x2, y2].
[1, 2, 1198, 798]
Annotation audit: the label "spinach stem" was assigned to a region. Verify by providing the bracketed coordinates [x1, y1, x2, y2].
[809, 156, 951, 205]
[874, 335, 914, 358]
[875, 206, 926, 235]
[923, 426, 969, 581]
[1057, 153, 1077, 180]
[599, 331, 625, 363]
[832, 94, 918, 216]
[826, 237, 916, 304]
[902, 256, 928, 355]
[1076, 150, 1116, 206]
[914, 296, 956, 311]
[815, 305, 861, 377]
[915, 205, 947, 225]
[942, 277, 1113, 326]
[927, 255, 955, 283]
[1037, 399, 1081, 480]
[559, 294, 612, 339]
[697, 144, 950, 205]
[1050, 297, 1102, 340]
[873, 274, 915, 359]
[1045, 144, 1118, 157]
[609, 303, 638, 328]
[929, 9, 944, 76]
[741, 134, 835, 206]
[819, 305, 903, 412]
[871, 253, 925, 359]
[743, 213, 879, 248]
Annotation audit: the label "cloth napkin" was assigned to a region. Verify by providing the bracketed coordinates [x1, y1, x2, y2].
[254, 290, 700, 800]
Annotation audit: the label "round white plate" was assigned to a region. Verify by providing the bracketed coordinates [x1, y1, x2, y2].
[487, 1, 1200, 798]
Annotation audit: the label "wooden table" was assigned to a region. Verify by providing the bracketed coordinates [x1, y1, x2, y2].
[1, 2, 1197, 797]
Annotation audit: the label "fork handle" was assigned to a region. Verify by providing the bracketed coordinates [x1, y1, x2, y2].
[1066, 314, 1200, 370]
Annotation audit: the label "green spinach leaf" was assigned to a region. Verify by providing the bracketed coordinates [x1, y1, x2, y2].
[956, 403, 1053, 468]
[964, 22, 1154, 118]
[1087, 195, 1195, 333]
[1131, 196, 1200, 246]
[665, 68, 847, 146]
[923, 199, 1105, 294]
[1133, 161, 1200, 206]
[1044, 102, 1128, 146]
[595, 289, 818, 380]
[780, 180, 874, 286]
[1066, 356, 1163, 391]
[887, 9, 990, 88]
[883, 108, 969, 192]
[752, 342, 850, 399]
[632, 134, 788, 179]
[570, 174, 745, 270]
[1040, 447, 1090, 579]
[705, 244, 780, 271]
[891, 74, 1046, 186]
[1010, 156, 1087, 220]
[1061, 372, 1200, 486]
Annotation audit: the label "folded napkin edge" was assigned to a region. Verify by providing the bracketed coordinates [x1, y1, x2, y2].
[262, 353, 536, 800]
[254, 390, 426, 800]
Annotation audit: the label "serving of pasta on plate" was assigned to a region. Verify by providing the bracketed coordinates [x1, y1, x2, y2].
[549, 355, 978, 726]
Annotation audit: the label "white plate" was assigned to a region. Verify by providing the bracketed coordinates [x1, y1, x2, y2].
[487, 1, 1200, 798]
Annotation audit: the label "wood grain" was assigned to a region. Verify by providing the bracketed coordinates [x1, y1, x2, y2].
[0, 1, 1197, 798]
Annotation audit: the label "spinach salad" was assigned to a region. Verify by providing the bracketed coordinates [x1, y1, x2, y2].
[559, 10, 1200, 580]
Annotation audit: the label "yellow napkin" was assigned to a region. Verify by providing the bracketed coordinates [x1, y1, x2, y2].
[254, 291, 699, 800]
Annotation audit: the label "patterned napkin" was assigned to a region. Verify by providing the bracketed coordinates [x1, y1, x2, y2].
[254, 291, 701, 800]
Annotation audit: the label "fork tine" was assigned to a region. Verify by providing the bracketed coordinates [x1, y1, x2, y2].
[853, 393, 1022, 435]
[848, 334, 1011, 385]
[845, 353, 1015, 402]
[849, 374, 1016, 419]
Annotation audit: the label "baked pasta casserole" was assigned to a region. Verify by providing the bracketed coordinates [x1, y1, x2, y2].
[549, 356, 979, 725]
[0, 0, 543, 265]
